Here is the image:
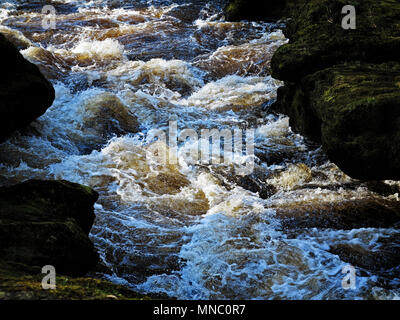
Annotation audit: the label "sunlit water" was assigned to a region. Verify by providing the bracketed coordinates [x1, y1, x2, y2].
[1, 0, 399, 299]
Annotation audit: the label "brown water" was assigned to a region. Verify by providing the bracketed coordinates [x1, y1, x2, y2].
[1, 0, 399, 299]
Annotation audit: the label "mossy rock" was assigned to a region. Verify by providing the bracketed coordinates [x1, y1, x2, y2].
[273, 62, 400, 180]
[271, 0, 400, 81]
[0, 180, 100, 276]
[0, 262, 149, 300]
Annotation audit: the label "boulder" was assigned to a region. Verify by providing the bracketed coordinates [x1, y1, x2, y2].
[224, 0, 300, 22]
[267, 0, 400, 180]
[273, 62, 400, 180]
[0, 33, 55, 141]
[0, 180, 99, 276]
[270, 0, 400, 82]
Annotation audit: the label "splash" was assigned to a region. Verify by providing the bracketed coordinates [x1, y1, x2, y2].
[0, 0, 399, 300]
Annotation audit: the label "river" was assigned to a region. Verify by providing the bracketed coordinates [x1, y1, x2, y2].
[0, 0, 399, 299]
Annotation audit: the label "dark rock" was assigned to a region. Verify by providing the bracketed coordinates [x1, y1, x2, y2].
[273, 62, 400, 180]
[0, 33, 55, 141]
[263, 0, 400, 180]
[210, 166, 276, 199]
[0, 180, 99, 276]
[330, 240, 400, 273]
[275, 197, 400, 231]
[271, 0, 400, 82]
[224, 0, 300, 22]
[0, 261, 150, 300]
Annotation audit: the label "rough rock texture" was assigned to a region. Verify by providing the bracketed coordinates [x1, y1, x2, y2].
[271, 0, 400, 82]
[0, 33, 55, 141]
[0, 180, 99, 276]
[238, 0, 400, 180]
[274, 62, 400, 180]
[0, 262, 149, 300]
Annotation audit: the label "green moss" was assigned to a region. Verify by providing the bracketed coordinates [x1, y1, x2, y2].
[0, 263, 149, 300]
[274, 62, 400, 180]
[271, 0, 400, 81]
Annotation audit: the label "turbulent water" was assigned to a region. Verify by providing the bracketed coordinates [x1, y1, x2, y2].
[1, 0, 400, 299]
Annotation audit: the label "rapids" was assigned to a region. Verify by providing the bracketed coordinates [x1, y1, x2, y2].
[0, 0, 399, 299]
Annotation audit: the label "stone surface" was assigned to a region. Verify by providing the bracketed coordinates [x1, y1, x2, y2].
[0, 180, 99, 276]
[273, 62, 400, 180]
[0, 33, 55, 141]
[265, 0, 400, 180]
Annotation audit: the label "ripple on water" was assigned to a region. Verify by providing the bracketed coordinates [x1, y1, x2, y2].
[0, 0, 399, 300]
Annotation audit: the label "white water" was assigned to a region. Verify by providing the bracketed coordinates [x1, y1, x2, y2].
[0, 0, 399, 299]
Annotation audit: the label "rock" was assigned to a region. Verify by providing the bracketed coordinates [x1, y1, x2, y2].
[0, 180, 99, 276]
[330, 239, 400, 273]
[21, 46, 71, 81]
[210, 165, 276, 199]
[0, 33, 55, 141]
[276, 197, 400, 231]
[267, 0, 400, 180]
[224, 0, 299, 22]
[0, 261, 150, 300]
[0, 26, 32, 50]
[273, 62, 400, 180]
[270, 0, 400, 82]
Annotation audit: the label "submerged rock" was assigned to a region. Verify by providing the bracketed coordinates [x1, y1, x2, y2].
[276, 197, 400, 231]
[0, 33, 55, 141]
[329, 240, 400, 274]
[0, 180, 99, 276]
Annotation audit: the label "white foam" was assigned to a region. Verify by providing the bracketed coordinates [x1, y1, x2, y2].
[72, 38, 125, 60]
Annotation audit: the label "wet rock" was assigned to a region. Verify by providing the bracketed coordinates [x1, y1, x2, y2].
[271, 0, 400, 82]
[265, 0, 400, 180]
[364, 181, 400, 198]
[78, 93, 139, 152]
[273, 62, 400, 180]
[330, 240, 400, 273]
[0, 26, 32, 50]
[224, 0, 298, 22]
[22, 46, 71, 81]
[211, 166, 276, 199]
[0, 180, 99, 276]
[0, 261, 150, 300]
[0, 33, 55, 141]
[276, 197, 400, 231]
[166, 3, 203, 24]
